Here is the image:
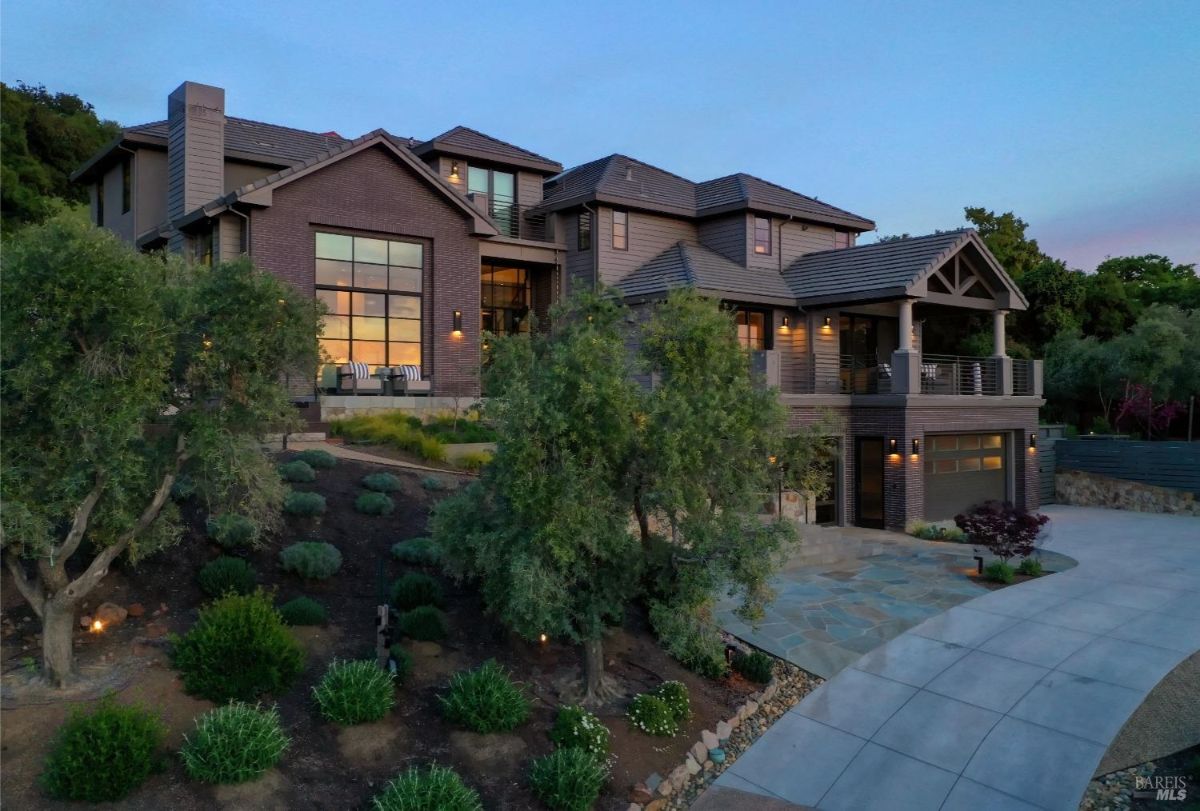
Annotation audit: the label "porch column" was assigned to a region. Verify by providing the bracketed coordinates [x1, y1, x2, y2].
[993, 309, 1012, 395]
[891, 299, 919, 393]
[899, 299, 914, 351]
[992, 309, 1008, 357]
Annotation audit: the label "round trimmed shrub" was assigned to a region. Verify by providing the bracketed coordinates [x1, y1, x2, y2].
[278, 596, 327, 626]
[313, 660, 396, 725]
[371, 764, 482, 811]
[198, 556, 257, 597]
[529, 747, 608, 811]
[391, 538, 442, 567]
[388, 644, 414, 684]
[362, 472, 402, 492]
[627, 693, 677, 736]
[296, 448, 337, 469]
[180, 702, 289, 784]
[390, 572, 444, 610]
[40, 700, 165, 802]
[279, 541, 342, 580]
[356, 491, 395, 516]
[171, 590, 305, 702]
[206, 513, 257, 549]
[550, 705, 610, 758]
[653, 680, 690, 723]
[396, 605, 448, 641]
[278, 460, 316, 483]
[732, 650, 774, 684]
[420, 475, 448, 492]
[283, 491, 326, 516]
[440, 659, 530, 733]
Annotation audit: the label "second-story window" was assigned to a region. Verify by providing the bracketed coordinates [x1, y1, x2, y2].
[468, 166, 516, 237]
[754, 216, 772, 255]
[121, 159, 132, 214]
[577, 211, 592, 250]
[612, 209, 628, 250]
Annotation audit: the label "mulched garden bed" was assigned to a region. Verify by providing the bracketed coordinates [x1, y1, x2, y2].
[0, 451, 756, 810]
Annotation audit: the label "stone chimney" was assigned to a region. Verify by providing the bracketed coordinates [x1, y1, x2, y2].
[167, 82, 225, 222]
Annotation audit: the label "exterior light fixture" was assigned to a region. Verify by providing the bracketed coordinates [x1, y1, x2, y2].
[823, 316, 832, 329]
[888, 438, 898, 455]
[912, 438, 920, 457]
[539, 633, 548, 644]
[449, 160, 460, 181]
[1029, 432, 1037, 450]
[91, 619, 104, 633]
[452, 310, 463, 335]
[781, 316, 790, 330]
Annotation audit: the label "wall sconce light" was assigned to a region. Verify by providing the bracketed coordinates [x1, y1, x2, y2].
[449, 160, 460, 181]
[888, 438, 898, 455]
[823, 316, 832, 329]
[911, 438, 920, 457]
[781, 316, 790, 330]
[1029, 432, 1037, 450]
[452, 309, 463, 335]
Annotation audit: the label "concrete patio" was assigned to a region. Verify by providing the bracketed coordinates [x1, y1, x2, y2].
[699, 506, 1200, 811]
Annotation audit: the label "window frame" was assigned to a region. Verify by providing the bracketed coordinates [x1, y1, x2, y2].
[577, 210, 592, 251]
[753, 215, 772, 256]
[611, 209, 628, 251]
[95, 180, 104, 227]
[731, 305, 772, 351]
[121, 159, 132, 214]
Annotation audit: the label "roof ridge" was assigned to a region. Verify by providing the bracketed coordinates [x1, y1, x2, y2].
[734, 171, 867, 220]
[225, 115, 348, 140]
[675, 241, 697, 285]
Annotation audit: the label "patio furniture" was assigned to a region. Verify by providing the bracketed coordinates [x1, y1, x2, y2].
[337, 362, 384, 395]
[387, 364, 430, 395]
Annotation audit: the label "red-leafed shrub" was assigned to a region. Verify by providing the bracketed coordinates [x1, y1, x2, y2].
[955, 501, 1049, 562]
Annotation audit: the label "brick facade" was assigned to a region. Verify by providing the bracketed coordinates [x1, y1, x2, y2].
[250, 144, 481, 397]
[789, 401, 1040, 531]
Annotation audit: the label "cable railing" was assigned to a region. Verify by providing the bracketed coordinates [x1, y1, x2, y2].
[1013, 358, 1036, 396]
[919, 354, 998, 395]
[839, 354, 892, 394]
[488, 202, 552, 242]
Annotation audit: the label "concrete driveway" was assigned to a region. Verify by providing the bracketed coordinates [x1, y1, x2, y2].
[699, 507, 1200, 811]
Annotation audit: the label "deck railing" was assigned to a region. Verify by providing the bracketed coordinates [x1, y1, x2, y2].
[489, 202, 552, 242]
[839, 354, 892, 394]
[1012, 358, 1037, 396]
[919, 354, 999, 395]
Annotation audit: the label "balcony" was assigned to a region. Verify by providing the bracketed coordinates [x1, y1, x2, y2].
[775, 351, 1042, 398]
[469, 194, 554, 242]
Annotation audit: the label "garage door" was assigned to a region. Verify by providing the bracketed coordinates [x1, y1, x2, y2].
[924, 433, 1006, 520]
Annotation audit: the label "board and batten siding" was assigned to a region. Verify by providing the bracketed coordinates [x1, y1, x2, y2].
[698, 214, 747, 264]
[595, 206, 697, 287]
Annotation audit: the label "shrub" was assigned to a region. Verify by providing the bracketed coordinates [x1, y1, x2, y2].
[391, 537, 442, 566]
[653, 681, 690, 724]
[279, 541, 342, 580]
[179, 702, 289, 784]
[440, 659, 531, 733]
[421, 475, 448, 491]
[41, 700, 165, 802]
[278, 596, 327, 626]
[172, 590, 305, 702]
[356, 491, 396, 516]
[955, 501, 1050, 562]
[648, 601, 727, 679]
[371, 765, 482, 811]
[283, 490, 326, 516]
[313, 659, 396, 725]
[278, 460, 316, 483]
[396, 605, 447, 641]
[1017, 557, 1044, 576]
[362, 472, 402, 492]
[529, 747, 608, 811]
[295, 448, 337, 469]
[550, 705, 610, 758]
[423, 415, 498, 444]
[627, 693, 678, 736]
[456, 451, 492, 472]
[390, 572, 444, 610]
[388, 643, 413, 683]
[984, 560, 1016, 584]
[198, 556, 257, 597]
[206, 513, 258, 549]
[942, 526, 968, 542]
[171, 473, 197, 501]
[331, 413, 448, 462]
[732, 650, 774, 684]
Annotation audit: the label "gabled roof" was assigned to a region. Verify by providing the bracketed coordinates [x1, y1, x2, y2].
[615, 241, 796, 305]
[167, 130, 497, 237]
[413, 125, 562, 174]
[538, 155, 874, 231]
[782, 229, 1028, 310]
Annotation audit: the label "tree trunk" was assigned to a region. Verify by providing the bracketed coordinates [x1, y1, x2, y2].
[578, 636, 620, 707]
[42, 597, 78, 687]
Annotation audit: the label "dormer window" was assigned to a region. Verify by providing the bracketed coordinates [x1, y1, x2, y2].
[612, 210, 628, 251]
[754, 216, 771, 255]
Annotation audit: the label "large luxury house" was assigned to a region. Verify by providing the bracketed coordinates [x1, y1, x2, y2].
[75, 81, 1043, 531]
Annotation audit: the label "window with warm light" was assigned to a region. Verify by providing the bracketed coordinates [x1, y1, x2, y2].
[754, 216, 772, 255]
[315, 232, 422, 374]
[733, 307, 771, 350]
[481, 263, 531, 336]
[611, 209, 628, 250]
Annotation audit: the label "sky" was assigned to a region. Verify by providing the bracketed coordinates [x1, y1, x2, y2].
[3, 0, 1198, 271]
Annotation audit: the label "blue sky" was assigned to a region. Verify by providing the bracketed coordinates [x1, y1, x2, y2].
[3, 0, 1197, 270]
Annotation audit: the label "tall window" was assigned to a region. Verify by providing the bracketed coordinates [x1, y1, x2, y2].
[481, 263, 531, 336]
[611, 209, 628, 250]
[754, 216, 771, 255]
[95, 181, 104, 227]
[577, 211, 592, 250]
[121, 160, 132, 214]
[315, 232, 423, 371]
[468, 166, 516, 237]
[734, 308, 770, 350]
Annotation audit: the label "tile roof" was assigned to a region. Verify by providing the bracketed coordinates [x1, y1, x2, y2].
[414, 125, 562, 173]
[783, 230, 974, 303]
[616, 241, 795, 303]
[124, 117, 351, 165]
[540, 155, 874, 230]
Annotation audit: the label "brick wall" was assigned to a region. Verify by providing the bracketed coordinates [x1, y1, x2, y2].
[250, 145, 481, 396]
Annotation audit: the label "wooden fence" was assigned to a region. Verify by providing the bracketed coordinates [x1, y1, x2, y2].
[1055, 439, 1200, 494]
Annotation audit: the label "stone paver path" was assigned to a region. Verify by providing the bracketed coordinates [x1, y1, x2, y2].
[699, 507, 1200, 811]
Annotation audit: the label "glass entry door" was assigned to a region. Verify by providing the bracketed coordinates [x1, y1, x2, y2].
[855, 437, 885, 528]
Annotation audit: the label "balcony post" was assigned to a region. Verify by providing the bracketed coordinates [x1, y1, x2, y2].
[892, 299, 918, 393]
[992, 309, 1008, 357]
[992, 309, 1012, 395]
[899, 299, 914, 351]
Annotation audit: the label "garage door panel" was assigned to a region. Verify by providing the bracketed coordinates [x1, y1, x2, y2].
[924, 433, 1006, 520]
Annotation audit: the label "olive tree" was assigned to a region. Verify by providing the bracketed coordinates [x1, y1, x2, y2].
[1, 219, 321, 686]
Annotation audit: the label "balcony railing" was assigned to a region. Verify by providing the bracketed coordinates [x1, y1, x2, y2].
[1013, 358, 1036, 396]
[919, 354, 998, 395]
[839, 354, 892, 394]
[489, 202, 552, 242]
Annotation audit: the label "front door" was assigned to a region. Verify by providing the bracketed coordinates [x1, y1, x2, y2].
[856, 437, 885, 528]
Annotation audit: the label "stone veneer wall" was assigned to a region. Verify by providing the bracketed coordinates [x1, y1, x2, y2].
[1056, 470, 1199, 516]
